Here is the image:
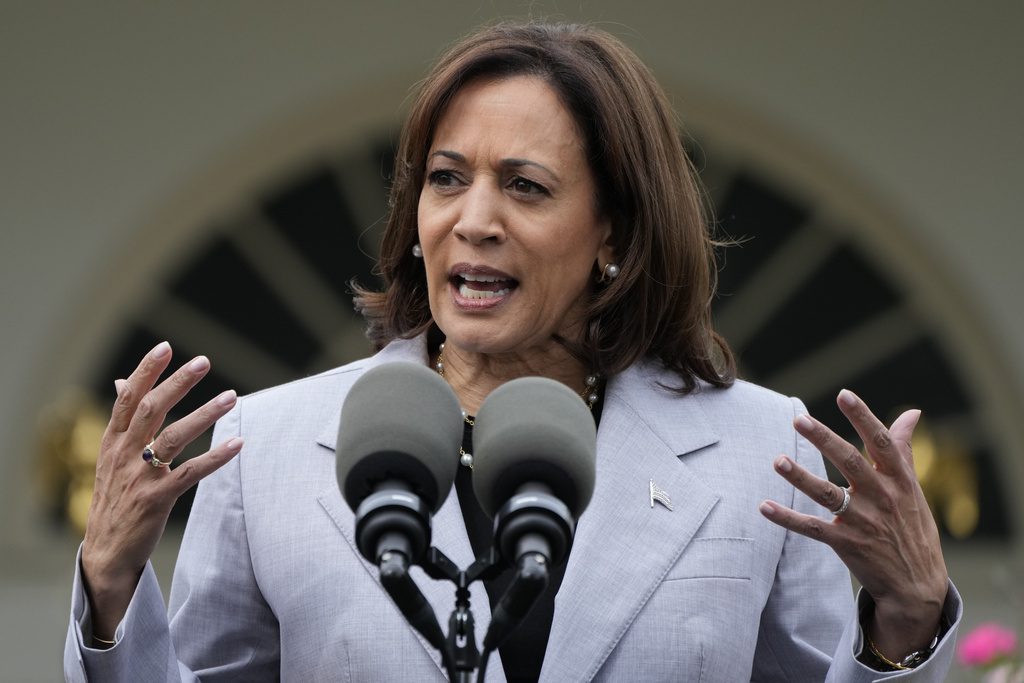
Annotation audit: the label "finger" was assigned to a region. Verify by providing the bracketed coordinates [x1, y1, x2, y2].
[794, 413, 878, 493]
[149, 390, 237, 464]
[114, 378, 126, 396]
[888, 408, 922, 467]
[109, 342, 173, 432]
[126, 355, 211, 442]
[772, 455, 850, 514]
[836, 389, 910, 475]
[169, 437, 244, 498]
[759, 499, 844, 547]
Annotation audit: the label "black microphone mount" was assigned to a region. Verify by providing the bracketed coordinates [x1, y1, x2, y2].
[371, 487, 576, 683]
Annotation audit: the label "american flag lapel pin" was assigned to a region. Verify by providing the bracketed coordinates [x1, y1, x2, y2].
[649, 479, 673, 511]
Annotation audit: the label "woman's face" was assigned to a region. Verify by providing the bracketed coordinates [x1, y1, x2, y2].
[417, 76, 613, 358]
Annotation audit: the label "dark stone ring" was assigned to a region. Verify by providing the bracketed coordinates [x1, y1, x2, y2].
[142, 441, 169, 468]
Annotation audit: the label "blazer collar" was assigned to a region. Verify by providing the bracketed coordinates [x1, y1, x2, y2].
[316, 339, 721, 455]
[603, 358, 720, 459]
[314, 335, 429, 451]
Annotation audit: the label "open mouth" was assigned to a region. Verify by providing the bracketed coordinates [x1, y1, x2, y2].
[451, 271, 519, 300]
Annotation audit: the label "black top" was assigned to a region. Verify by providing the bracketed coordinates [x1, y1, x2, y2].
[454, 396, 603, 683]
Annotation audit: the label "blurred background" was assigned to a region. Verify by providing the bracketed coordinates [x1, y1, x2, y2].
[2, 2, 1022, 680]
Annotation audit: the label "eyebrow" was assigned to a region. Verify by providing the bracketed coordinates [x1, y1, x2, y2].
[428, 150, 560, 182]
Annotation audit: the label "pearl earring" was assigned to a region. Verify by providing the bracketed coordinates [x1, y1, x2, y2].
[599, 262, 620, 283]
[411, 243, 423, 258]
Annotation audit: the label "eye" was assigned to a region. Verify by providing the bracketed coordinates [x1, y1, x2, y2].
[509, 176, 548, 196]
[427, 169, 461, 189]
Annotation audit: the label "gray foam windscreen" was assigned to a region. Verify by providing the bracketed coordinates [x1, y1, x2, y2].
[472, 377, 597, 518]
[336, 362, 462, 513]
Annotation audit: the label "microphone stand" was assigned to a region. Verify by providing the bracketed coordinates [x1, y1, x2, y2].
[374, 487, 574, 682]
[377, 544, 551, 683]
[419, 547, 505, 682]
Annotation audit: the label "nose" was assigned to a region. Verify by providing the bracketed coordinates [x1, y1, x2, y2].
[452, 181, 506, 245]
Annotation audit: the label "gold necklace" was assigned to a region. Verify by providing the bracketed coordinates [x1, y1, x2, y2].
[434, 342, 600, 468]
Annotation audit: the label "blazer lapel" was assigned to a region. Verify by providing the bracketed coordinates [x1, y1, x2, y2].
[541, 363, 721, 683]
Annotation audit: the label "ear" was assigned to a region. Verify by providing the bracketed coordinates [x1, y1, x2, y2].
[595, 219, 616, 271]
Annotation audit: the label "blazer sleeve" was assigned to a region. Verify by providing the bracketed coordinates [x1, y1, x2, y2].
[63, 402, 280, 681]
[64, 549, 190, 682]
[750, 397, 962, 682]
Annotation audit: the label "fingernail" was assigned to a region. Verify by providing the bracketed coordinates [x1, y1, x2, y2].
[216, 389, 237, 406]
[838, 389, 857, 408]
[759, 502, 775, 517]
[188, 356, 210, 373]
[114, 379, 126, 395]
[150, 341, 171, 359]
[225, 437, 244, 452]
[795, 414, 813, 431]
[775, 456, 792, 473]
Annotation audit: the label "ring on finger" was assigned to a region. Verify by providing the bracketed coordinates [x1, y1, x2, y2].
[830, 486, 851, 516]
[142, 441, 169, 468]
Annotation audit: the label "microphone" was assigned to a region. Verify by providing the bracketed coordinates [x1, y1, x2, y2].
[471, 377, 597, 651]
[336, 361, 462, 564]
[335, 361, 463, 654]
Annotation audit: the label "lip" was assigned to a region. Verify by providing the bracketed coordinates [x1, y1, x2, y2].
[448, 263, 516, 279]
[448, 262, 518, 310]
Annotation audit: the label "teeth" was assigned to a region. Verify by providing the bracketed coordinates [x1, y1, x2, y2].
[461, 273, 506, 283]
[459, 284, 511, 299]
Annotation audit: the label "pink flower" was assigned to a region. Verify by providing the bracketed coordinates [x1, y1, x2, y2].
[959, 623, 1018, 667]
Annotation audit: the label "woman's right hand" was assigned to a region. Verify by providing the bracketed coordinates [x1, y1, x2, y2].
[81, 341, 244, 644]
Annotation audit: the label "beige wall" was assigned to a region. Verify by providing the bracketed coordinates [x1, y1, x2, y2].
[2, 2, 1022, 678]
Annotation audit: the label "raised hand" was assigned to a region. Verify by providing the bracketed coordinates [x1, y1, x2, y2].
[760, 389, 948, 663]
[81, 341, 243, 644]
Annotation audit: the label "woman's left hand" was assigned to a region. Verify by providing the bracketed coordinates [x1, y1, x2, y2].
[760, 388, 948, 662]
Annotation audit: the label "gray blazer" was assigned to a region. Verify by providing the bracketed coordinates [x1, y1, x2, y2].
[65, 336, 961, 682]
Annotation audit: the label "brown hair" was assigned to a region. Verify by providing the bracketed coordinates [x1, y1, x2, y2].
[354, 22, 735, 393]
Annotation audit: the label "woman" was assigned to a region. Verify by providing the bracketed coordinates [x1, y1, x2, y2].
[65, 22, 960, 682]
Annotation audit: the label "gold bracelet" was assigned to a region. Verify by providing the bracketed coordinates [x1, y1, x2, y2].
[91, 634, 116, 648]
[866, 631, 939, 670]
[866, 635, 908, 670]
